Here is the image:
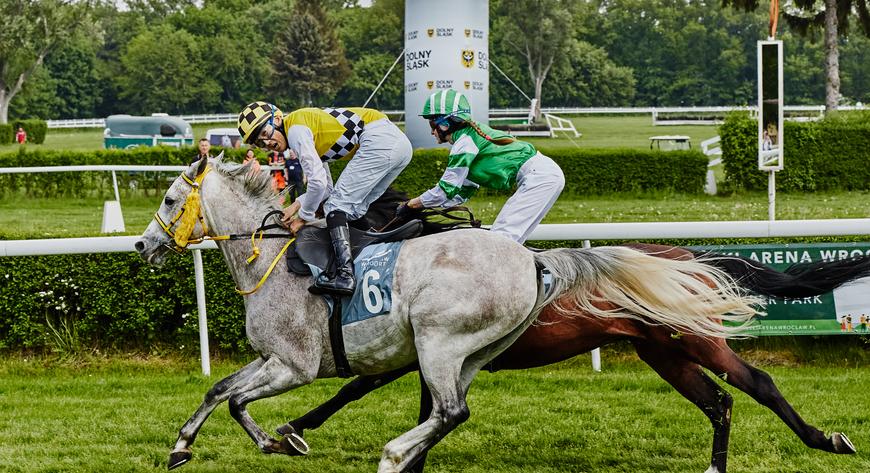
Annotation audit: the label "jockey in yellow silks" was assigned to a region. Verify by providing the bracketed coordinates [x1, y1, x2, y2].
[238, 102, 412, 296]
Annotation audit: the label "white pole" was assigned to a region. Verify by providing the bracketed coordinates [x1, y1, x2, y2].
[111, 170, 121, 202]
[584, 239, 602, 372]
[192, 249, 211, 376]
[768, 171, 776, 221]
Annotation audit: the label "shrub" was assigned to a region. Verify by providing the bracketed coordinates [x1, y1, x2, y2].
[0, 123, 12, 145]
[0, 145, 705, 197]
[14, 119, 48, 144]
[720, 112, 870, 191]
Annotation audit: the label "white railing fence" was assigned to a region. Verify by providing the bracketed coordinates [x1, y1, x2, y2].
[45, 105, 868, 129]
[4, 218, 870, 375]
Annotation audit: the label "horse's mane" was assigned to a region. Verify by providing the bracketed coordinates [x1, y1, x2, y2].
[210, 157, 281, 213]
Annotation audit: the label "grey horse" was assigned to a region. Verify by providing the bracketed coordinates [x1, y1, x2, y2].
[135, 156, 762, 472]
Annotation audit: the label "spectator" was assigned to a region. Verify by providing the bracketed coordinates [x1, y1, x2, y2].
[269, 150, 287, 192]
[192, 138, 212, 164]
[221, 134, 233, 148]
[15, 127, 26, 144]
[284, 150, 305, 203]
[243, 148, 261, 173]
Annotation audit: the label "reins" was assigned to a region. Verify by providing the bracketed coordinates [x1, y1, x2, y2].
[153, 165, 295, 296]
[376, 206, 482, 233]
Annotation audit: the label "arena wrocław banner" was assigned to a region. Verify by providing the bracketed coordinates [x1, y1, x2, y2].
[692, 243, 870, 336]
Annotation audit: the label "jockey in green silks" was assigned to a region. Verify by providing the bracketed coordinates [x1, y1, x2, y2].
[398, 89, 564, 244]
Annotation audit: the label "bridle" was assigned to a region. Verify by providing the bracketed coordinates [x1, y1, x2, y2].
[152, 164, 295, 295]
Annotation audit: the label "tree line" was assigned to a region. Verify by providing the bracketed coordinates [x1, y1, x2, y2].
[2, 0, 869, 123]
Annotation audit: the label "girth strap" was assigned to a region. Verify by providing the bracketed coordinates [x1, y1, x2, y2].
[328, 296, 354, 378]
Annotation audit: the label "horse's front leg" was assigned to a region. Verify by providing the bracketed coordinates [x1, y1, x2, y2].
[169, 358, 265, 470]
[226, 356, 314, 457]
[277, 364, 417, 438]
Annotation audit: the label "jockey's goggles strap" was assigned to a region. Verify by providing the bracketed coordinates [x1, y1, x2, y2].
[237, 237, 296, 296]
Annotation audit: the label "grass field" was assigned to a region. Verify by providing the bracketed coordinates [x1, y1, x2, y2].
[0, 116, 720, 154]
[1, 354, 868, 473]
[2, 190, 869, 239]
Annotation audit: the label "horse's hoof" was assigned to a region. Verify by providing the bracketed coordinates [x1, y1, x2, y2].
[276, 422, 303, 437]
[281, 432, 310, 456]
[832, 432, 856, 454]
[167, 449, 192, 470]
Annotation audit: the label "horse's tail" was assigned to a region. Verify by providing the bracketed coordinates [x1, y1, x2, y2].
[695, 251, 870, 299]
[534, 247, 764, 339]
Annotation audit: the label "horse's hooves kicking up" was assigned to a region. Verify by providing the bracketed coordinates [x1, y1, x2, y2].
[276, 422, 301, 437]
[831, 432, 857, 454]
[263, 433, 310, 456]
[167, 449, 192, 470]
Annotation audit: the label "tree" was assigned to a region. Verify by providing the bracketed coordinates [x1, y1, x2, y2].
[725, 0, 870, 112]
[269, 0, 350, 107]
[333, 0, 404, 109]
[117, 24, 221, 114]
[0, 0, 93, 123]
[494, 0, 579, 120]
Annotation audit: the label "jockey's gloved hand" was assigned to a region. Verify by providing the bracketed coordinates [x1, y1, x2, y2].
[395, 201, 414, 219]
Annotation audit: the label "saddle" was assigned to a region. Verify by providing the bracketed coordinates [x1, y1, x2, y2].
[287, 219, 424, 276]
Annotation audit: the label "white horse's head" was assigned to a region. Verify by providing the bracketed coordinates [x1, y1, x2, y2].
[135, 152, 277, 265]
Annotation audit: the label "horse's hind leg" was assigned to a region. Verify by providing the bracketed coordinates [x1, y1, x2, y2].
[692, 341, 856, 455]
[633, 341, 732, 473]
[277, 364, 417, 438]
[378, 356, 471, 473]
[169, 357, 265, 469]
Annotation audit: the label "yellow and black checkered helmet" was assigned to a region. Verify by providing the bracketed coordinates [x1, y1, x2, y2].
[238, 101, 282, 144]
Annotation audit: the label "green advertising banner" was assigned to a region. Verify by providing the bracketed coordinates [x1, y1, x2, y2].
[691, 243, 870, 336]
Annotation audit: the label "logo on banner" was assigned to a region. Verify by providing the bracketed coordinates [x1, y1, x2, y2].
[464, 81, 470, 89]
[472, 81, 485, 91]
[427, 28, 434, 37]
[473, 29, 485, 39]
[426, 80, 434, 89]
[406, 82, 418, 92]
[477, 51, 489, 70]
[406, 30, 418, 40]
[461, 50, 475, 68]
[464, 29, 471, 37]
[436, 27, 453, 37]
[435, 79, 454, 89]
[405, 49, 431, 71]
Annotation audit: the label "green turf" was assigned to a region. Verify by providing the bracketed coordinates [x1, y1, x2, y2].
[2, 190, 869, 239]
[0, 355, 867, 472]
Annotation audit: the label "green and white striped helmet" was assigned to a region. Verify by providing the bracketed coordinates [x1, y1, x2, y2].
[421, 89, 472, 121]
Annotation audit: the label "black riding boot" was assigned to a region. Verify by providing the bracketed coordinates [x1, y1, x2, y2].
[310, 211, 356, 296]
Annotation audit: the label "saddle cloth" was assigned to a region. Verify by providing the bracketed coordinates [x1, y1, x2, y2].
[286, 220, 423, 374]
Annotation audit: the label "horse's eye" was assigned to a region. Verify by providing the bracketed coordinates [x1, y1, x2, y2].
[164, 197, 175, 206]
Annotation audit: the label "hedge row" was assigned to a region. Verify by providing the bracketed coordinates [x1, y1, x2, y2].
[720, 111, 870, 191]
[0, 119, 47, 145]
[0, 145, 709, 197]
[4, 234, 869, 354]
[0, 251, 247, 354]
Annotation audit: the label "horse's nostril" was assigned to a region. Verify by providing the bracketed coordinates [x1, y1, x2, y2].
[134, 240, 145, 252]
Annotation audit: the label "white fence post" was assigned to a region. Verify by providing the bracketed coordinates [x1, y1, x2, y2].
[192, 249, 211, 377]
[583, 239, 602, 372]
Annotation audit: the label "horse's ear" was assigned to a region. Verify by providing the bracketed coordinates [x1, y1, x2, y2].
[214, 151, 225, 162]
[196, 154, 209, 175]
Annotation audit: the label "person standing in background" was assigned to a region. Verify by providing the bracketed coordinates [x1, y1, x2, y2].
[192, 138, 212, 164]
[284, 150, 305, 203]
[15, 127, 26, 144]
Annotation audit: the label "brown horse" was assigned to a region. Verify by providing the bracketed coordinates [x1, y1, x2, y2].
[275, 193, 865, 473]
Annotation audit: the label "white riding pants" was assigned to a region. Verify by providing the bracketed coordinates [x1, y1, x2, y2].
[490, 152, 565, 244]
[324, 119, 413, 221]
